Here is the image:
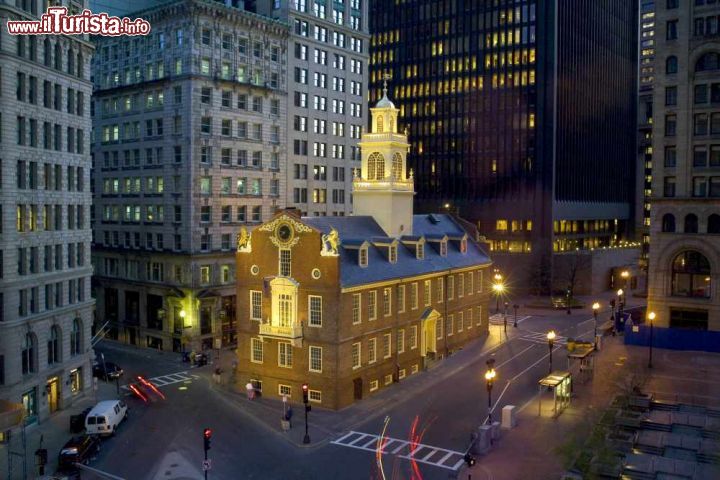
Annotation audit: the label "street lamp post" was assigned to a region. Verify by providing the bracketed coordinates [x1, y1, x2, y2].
[617, 288, 624, 325]
[547, 331, 556, 374]
[647, 311, 655, 369]
[493, 273, 503, 313]
[484, 367, 496, 424]
[621, 270, 630, 289]
[302, 383, 311, 444]
[592, 302, 600, 346]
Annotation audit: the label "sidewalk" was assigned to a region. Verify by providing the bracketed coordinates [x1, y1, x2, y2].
[0, 381, 119, 480]
[463, 335, 720, 480]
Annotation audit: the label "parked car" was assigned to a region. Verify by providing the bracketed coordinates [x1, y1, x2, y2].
[69, 406, 92, 434]
[85, 400, 128, 436]
[93, 361, 123, 380]
[57, 435, 100, 472]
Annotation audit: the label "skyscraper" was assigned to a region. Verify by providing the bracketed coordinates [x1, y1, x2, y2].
[647, 0, 720, 330]
[255, 0, 369, 217]
[0, 0, 95, 423]
[91, 0, 289, 351]
[369, 1, 639, 293]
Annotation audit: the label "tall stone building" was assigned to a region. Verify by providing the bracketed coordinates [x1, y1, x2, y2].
[255, 0, 370, 217]
[0, 0, 95, 424]
[91, 0, 289, 352]
[647, 0, 720, 330]
[235, 94, 491, 409]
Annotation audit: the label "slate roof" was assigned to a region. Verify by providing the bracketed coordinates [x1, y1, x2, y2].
[303, 214, 492, 288]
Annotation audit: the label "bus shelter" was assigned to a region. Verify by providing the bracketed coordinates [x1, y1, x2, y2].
[567, 344, 595, 384]
[538, 371, 572, 418]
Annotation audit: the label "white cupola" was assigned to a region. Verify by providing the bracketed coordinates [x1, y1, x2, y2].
[353, 79, 414, 238]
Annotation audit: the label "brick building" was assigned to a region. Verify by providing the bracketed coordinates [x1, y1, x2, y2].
[235, 93, 492, 409]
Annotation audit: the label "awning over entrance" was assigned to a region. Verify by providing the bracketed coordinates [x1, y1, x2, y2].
[167, 287, 185, 298]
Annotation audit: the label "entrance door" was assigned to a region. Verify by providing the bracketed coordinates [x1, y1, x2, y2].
[353, 378, 363, 400]
[47, 377, 59, 414]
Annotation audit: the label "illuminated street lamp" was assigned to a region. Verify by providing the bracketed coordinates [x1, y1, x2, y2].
[592, 302, 600, 345]
[547, 330, 556, 374]
[647, 311, 656, 369]
[492, 273, 504, 313]
[484, 367, 497, 424]
[621, 270, 630, 289]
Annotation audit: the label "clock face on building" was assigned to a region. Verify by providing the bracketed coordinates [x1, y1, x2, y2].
[276, 224, 293, 244]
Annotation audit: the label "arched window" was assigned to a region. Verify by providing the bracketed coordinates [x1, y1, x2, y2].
[76, 52, 83, 78]
[48, 325, 60, 364]
[685, 213, 699, 233]
[70, 318, 82, 356]
[367, 152, 385, 180]
[67, 49, 75, 75]
[44, 39, 51, 66]
[22, 333, 36, 375]
[672, 251, 711, 298]
[391, 153, 403, 181]
[666, 56, 678, 74]
[708, 214, 720, 234]
[662, 213, 676, 232]
[389, 115, 396, 132]
[54, 42, 62, 70]
[695, 52, 719, 72]
[376, 115, 384, 133]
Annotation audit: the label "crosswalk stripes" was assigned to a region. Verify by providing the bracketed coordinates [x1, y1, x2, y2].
[518, 331, 568, 345]
[330, 431, 466, 471]
[121, 371, 198, 391]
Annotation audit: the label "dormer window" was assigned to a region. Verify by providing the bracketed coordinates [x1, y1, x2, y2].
[359, 246, 368, 267]
[416, 242, 424, 260]
[440, 240, 448, 257]
[389, 244, 397, 264]
[460, 238, 467, 254]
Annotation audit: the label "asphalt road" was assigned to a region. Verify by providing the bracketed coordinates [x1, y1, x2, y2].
[89, 307, 608, 480]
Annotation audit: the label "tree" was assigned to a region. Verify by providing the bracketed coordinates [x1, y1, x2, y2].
[528, 254, 552, 296]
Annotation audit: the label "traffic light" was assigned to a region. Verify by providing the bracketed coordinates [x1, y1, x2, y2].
[302, 383, 309, 404]
[203, 428, 212, 452]
[464, 453, 476, 467]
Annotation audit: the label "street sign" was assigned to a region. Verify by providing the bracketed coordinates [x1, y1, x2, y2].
[282, 394, 288, 404]
[202, 460, 212, 471]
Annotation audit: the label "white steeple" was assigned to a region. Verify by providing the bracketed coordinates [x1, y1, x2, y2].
[353, 81, 414, 237]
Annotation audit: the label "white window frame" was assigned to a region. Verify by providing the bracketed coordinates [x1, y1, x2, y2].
[250, 290, 262, 320]
[278, 384, 292, 396]
[308, 295, 322, 327]
[398, 329, 405, 353]
[398, 368, 406, 379]
[424, 280, 431, 306]
[457, 312, 464, 332]
[359, 246, 368, 267]
[352, 293, 361, 324]
[368, 337, 376, 363]
[458, 274, 464, 298]
[467, 309, 473, 329]
[251, 337, 263, 363]
[410, 283, 418, 310]
[398, 285, 405, 313]
[279, 248, 291, 277]
[352, 342, 361, 369]
[383, 287, 392, 317]
[468, 272, 474, 295]
[411, 364, 419, 374]
[369, 379, 379, 391]
[278, 342, 293, 368]
[410, 325, 418, 349]
[389, 244, 397, 263]
[477, 270, 483, 293]
[437, 277, 444, 303]
[448, 314, 454, 336]
[368, 290, 377, 320]
[448, 275, 455, 299]
[383, 332, 392, 359]
[309, 346, 322, 373]
[384, 374, 393, 385]
[476, 306, 483, 326]
[309, 389, 322, 403]
[436, 317, 444, 340]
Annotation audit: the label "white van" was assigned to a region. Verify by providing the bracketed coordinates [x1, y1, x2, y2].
[85, 400, 127, 436]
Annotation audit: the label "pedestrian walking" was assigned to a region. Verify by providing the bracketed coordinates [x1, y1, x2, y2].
[503, 316, 507, 333]
[246, 381, 255, 400]
[285, 406, 293, 428]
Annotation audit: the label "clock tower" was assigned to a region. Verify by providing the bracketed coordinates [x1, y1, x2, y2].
[354, 84, 414, 237]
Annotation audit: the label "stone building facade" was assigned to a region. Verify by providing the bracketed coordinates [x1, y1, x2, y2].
[255, 0, 370, 217]
[235, 95, 492, 409]
[647, 0, 720, 330]
[0, 0, 95, 424]
[91, 0, 289, 352]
